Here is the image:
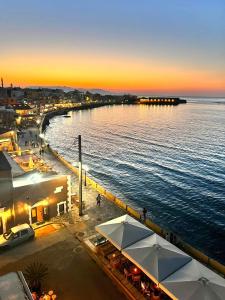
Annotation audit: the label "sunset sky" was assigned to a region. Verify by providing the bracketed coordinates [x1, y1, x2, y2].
[0, 0, 225, 96]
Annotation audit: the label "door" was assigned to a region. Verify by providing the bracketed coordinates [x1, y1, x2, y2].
[43, 206, 49, 221]
[37, 206, 44, 222]
[0, 217, 3, 235]
[31, 207, 37, 223]
[58, 202, 66, 215]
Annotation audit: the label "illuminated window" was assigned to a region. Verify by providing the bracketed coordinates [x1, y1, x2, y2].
[54, 186, 63, 194]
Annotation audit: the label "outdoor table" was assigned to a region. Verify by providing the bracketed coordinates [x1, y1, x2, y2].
[130, 265, 141, 275]
[110, 258, 121, 269]
[107, 250, 121, 261]
[99, 244, 117, 257]
[120, 256, 128, 265]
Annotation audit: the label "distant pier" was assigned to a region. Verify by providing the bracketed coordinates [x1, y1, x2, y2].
[138, 97, 187, 105]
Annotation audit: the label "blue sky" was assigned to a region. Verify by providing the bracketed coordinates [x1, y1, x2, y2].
[0, 0, 224, 95]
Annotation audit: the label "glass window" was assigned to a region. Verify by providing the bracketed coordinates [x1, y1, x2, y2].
[13, 233, 20, 239]
[21, 229, 28, 236]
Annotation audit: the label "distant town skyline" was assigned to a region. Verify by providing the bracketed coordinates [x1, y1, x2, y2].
[1, 0, 224, 96]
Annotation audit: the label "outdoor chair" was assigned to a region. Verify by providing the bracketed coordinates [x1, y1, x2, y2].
[132, 274, 141, 288]
[141, 281, 151, 296]
[124, 267, 132, 280]
[110, 258, 121, 269]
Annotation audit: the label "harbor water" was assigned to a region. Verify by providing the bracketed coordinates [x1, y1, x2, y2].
[45, 98, 225, 264]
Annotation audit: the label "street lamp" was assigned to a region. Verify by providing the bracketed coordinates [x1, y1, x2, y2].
[78, 135, 82, 216]
[83, 165, 89, 187]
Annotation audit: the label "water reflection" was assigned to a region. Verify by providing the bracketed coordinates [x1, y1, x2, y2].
[45, 101, 225, 263]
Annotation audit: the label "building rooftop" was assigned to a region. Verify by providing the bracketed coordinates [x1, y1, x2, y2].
[4, 152, 25, 177]
[0, 151, 11, 171]
[0, 151, 24, 176]
[0, 272, 33, 300]
[13, 172, 64, 188]
[0, 127, 13, 135]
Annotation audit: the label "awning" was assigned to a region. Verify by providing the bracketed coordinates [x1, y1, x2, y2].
[95, 214, 153, 250]
[159, 259, 225, 300]
[122, 233, 191, 283]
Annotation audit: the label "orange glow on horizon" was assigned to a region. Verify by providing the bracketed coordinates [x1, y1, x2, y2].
[1, 50, 224, 95]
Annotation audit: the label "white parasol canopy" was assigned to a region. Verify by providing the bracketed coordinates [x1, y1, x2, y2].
[122, 233, 192, 283]
[95, 214, 153, 250]
[160, 259, 225, 300]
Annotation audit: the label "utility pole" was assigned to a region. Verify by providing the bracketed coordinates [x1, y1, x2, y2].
[78, 135, 83, 216]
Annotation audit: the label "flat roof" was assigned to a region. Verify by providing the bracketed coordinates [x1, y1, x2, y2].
[13, 172, 65, 188]
[0, 272, 33, 300]
[0, 127, 13, 135]
[0, 151, 11, 171]
[3, 152, 25, 177]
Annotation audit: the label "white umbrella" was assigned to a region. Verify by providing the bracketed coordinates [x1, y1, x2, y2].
[160, 259, 225, 300]
[95, 214, 153, 250]
[122, 233, 191, 283]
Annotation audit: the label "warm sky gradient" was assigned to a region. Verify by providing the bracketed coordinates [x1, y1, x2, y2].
[1, 0, 225, 96]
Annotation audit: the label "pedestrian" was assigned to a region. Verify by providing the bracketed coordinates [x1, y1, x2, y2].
[96, 194, 101, 206]
[142, 207, 147, 221]
[170, 232, 174, 244]
[165, 232, 170, 241]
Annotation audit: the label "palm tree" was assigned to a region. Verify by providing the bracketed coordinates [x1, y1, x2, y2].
[24, 261, 48, 293]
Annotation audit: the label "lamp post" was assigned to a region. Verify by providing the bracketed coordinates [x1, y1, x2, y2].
[78, 135, 83, 216]
[83, 165, 89, 187]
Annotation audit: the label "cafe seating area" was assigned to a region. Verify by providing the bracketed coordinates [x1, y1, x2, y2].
[94, 239, 171, 300]
[87, 214, 225, 300]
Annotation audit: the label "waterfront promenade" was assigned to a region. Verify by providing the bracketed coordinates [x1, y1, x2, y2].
[16, 124, 225, 279]
[7, 126, 126, 299]
[17, 125, 124, 237]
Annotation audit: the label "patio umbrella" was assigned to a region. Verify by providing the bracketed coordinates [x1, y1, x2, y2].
[159, 259, 225, 300]
[122, 233, 191, 283]
[95, 214, 153, 250]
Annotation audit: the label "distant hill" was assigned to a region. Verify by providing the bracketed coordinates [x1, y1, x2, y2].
[27, 86, 114, 95]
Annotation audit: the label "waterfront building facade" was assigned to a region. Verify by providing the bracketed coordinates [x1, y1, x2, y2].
[0, 128, 17, 152]
[0, 152, 71, 234]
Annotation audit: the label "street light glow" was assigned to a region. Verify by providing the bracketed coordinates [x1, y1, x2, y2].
[83, 165, 89, 172]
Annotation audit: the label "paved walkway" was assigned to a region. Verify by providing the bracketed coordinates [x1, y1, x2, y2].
[0, 227, 125, 300]
[17, 125, 124, 237]
[12, 126, 127, 299]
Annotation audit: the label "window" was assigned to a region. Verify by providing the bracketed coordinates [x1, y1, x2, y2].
[54, 186, 63, 194]
[57, 202, 66, 216]
[21, 229, 28, 236]
[32, 208, 36, 217]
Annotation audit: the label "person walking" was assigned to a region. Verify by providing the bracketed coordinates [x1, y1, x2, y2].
[96, 194, 101, 206]
[142, 207, 147, 222]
